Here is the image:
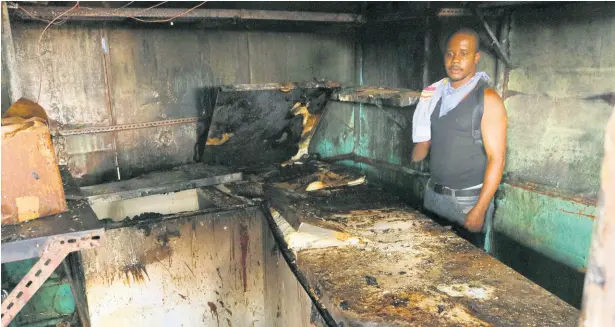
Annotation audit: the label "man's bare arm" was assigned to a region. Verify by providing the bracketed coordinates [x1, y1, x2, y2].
[412, 141, 431, 162]
[465, 88, 507, 232]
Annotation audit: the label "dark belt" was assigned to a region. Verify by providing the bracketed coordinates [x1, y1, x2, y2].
[427, 179, 482, 197]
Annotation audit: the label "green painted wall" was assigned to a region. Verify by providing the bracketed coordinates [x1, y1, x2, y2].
[494, 184, 596, 270]
[309, 101, 356, 158]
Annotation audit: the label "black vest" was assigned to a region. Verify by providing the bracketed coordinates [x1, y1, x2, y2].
[429, 80, 487, 189]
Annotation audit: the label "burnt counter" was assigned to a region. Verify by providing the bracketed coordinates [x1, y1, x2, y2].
[257, 164, 579, 327]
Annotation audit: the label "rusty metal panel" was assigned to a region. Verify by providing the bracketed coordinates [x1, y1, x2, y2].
[13, 6, 364, 24]
[81, 207, 316, 327]
[203, 83, 336, 169]
[1, 116, 67, 225]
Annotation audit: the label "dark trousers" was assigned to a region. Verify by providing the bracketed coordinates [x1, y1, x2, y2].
[423, 179, 494, 251]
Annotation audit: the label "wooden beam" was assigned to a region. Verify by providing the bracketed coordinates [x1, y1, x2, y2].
[475, 8, 514, 68]
[13, 6, 365, 24]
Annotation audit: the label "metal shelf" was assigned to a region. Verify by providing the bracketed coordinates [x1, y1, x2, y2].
[1, 167, 105, 264]
[1, 166, 105, 327]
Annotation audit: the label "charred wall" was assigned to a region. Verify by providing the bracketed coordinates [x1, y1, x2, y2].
[4, 18, 357, 185]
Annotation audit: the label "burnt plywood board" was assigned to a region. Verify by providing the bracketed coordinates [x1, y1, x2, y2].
[203, 82, 338, 168]
[81, 207, 317, 327]
[332, 86, 421, 108]
[266, 183, 580, 326]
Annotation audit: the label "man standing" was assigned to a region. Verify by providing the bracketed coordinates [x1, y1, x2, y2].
[411, 28, 507, 250]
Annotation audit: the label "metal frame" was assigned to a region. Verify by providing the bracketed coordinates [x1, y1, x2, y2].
[76, 164, 243, 205]
[12, 5, 506, 25]
[1, 234, 103, 327]
[53, 116, 206, 136]
[1, 167, 106, 326]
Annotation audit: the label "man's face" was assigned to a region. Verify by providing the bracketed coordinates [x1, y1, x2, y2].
[444, 33, 481, 83]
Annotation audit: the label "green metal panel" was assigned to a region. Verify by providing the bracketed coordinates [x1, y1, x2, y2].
[356, 103, 409, 164]
[494, 184, 595, 271]
[310, 101, 356, 158]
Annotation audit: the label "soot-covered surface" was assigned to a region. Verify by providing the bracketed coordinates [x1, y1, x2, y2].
[202, 82, 338, 169]
[262, 165, 579, 327]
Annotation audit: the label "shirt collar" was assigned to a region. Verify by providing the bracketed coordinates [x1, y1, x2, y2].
[443, 72, 490, 97]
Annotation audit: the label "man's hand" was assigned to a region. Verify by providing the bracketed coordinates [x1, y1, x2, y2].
[465, 207, 486, 232]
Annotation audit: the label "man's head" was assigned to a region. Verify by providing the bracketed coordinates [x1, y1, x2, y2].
[445, 28, 481, 84]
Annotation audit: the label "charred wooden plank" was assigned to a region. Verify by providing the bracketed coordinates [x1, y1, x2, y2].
[332, 86, 421, 108]
[203, 83, 338, 169]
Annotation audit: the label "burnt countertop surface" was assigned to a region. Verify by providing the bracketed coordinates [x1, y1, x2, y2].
[262, 165, 579, 327]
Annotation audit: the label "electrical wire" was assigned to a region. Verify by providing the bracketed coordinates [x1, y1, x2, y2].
[127, 1, 169, 18]
[17, 5, 68, 25]
[117, 1, 135, 10]
[29, 0, 206, 103]
[36, 1, 80, 102]
[128, 1, 207, 23]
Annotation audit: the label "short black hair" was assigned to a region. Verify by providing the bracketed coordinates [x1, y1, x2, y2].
[447, 28, 481, 52]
